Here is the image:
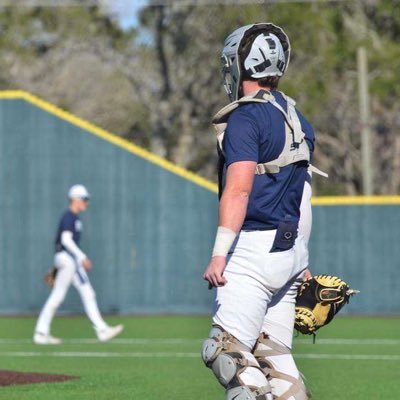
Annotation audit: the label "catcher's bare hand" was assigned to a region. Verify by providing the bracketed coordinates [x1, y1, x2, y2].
[82, 258, 92, 271]
[203, 256, 227, 289]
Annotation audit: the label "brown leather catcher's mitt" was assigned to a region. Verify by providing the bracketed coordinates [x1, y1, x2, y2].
[295, 275, 359, 335]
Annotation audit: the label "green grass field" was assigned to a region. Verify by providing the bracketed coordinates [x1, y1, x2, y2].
[0, 316, 399, 399]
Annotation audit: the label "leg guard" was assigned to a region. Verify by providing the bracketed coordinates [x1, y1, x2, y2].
[254, 333, 310, 400]
[202, 325, 272, 400]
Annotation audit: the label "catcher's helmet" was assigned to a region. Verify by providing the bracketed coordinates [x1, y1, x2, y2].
[221, 23, 291, 101]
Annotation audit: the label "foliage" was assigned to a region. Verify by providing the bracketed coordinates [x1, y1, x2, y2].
[0, 1, 399, 195]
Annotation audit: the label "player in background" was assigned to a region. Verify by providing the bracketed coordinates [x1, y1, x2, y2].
[33, 185, 124, 344]
[202, 23, 319, 399]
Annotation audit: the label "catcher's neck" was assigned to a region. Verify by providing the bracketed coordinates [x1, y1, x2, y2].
[242, 80, 272, 96]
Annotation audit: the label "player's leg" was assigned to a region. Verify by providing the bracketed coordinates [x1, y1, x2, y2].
[254, 185, 312, 399]
[202, 272, 273, 400]
[254, 275, 309, 400]
[34, 252, 75, 343]
[72, 266, 107, 331]
[202, 230, 297, 400]
[72, 266, 123, 341]
[202, 324, 272, 400]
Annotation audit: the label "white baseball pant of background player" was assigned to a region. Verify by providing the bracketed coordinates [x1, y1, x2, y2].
[35, 251, 111, 339]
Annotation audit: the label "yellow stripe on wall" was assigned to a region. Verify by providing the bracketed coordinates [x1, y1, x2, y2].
[0, 90, 218, 194]
[1, 90, 399, 205]
[312, 196, 400, 205]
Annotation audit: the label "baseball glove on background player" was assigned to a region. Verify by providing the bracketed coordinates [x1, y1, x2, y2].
[294, 275, 359, 335]
[44, 267, 58, 288]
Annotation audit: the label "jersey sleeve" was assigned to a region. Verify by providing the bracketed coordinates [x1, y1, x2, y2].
[61, 231, 86, 261]
[223, 108, 260, 167]
[60, 213, 76, 233]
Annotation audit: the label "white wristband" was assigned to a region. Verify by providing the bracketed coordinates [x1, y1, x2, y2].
[212, 226, 237, 257]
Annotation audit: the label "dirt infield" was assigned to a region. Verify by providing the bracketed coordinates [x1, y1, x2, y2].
[0, 370, 79, 386]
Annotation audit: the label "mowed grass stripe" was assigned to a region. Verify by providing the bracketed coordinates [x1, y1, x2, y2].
[0, 338, 400, 345]
[0, 338, 201, 345]
[0, 351, 199, 358]
[1, 351, 400, 361]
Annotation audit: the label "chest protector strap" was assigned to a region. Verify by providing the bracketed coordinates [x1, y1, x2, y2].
[212, 90, 327, 178]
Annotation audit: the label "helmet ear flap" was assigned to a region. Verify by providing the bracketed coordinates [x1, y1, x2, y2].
[261, 23, 291, 72]
[240, 26, 290, 80]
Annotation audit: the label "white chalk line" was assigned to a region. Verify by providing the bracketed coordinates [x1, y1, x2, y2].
[0, 338, 200, 345]
[295, 354, 400, 361]
[0, 338, 399, 345]
[0, 351, 399, 361]
[0, 351, 199, 358]
[296, 338, 400, 345]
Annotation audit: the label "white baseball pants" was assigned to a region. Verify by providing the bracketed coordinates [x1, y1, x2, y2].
[35, 251, 108, 335]
[213, 230, 307, 348]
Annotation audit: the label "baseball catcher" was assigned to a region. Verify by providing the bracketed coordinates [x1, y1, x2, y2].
[202, 22, 327, 400]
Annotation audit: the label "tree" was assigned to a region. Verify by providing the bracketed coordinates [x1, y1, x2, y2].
[138, 1, 400, 195]
[0, 5, 153, 138]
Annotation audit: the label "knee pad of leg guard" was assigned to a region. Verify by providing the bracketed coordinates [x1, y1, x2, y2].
[212, 352, 272, 399]
[202, 325, 245, 367]
[211, 352, 238, 387]
[202, 326, 271, 398]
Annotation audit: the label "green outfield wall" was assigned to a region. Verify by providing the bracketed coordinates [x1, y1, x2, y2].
[310, 204, 400, 314]
[0, 92, 399, 316]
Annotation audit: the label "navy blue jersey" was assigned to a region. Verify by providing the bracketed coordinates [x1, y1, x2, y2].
[223, 91, 315, 231]
[55, 210, 82, 253]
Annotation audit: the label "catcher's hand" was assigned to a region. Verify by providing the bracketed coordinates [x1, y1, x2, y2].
[44, 267, 58, 288]
[294, 274, 358, 335]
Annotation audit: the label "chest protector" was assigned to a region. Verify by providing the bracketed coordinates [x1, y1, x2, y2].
[213, 90, 326, 196]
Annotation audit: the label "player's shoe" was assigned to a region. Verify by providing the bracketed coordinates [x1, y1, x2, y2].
[33, 332, 63, 345]
[97, 324, 124, 342]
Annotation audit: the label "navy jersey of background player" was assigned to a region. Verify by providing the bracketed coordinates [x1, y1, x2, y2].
[223, 90, 315, 231]
[55, 210, 82, 253]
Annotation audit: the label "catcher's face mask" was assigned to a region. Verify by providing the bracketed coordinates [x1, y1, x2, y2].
[221, 54, 235, 101]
